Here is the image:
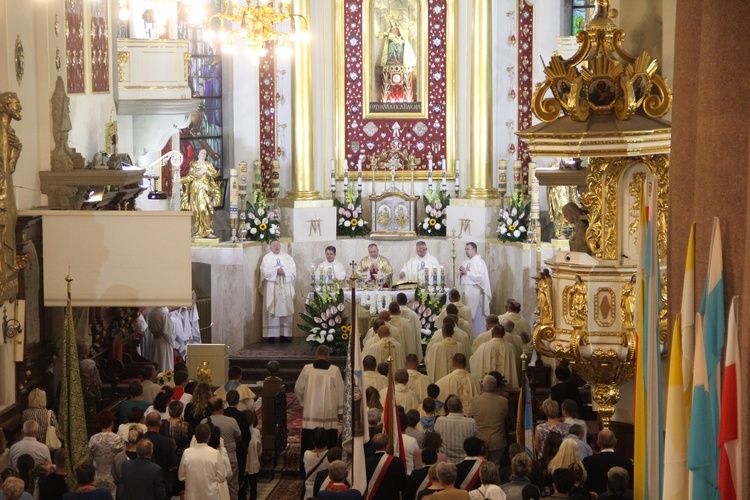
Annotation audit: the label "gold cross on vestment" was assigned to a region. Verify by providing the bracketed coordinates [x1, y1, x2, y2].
[384, 338, 395, 363]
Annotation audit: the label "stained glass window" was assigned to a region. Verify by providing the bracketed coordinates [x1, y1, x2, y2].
[572, 0, 596, 35]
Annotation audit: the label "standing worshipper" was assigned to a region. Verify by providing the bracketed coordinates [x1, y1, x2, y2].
[148, 308, 175, 373]
[425, 323, 467, 383]
[470, 325, 519, 388]
[398, 241, 440, 282]
[435, 353, 481, 414]
[364, 433, 406, 499]
[295, 346, 345, 459]
[120, 440, 166, 500]
[214, 365, 257, 411]
[178, 424, 231, 500]
[436, 289, 475, 331]
[468, 376, 511, 465]
[200, 398, 242, 499]
[362, 326, 406, 371]
[260, 239, 296, 343]
[459, 243, 492, 336]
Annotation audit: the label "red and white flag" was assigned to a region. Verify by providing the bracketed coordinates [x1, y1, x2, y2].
[382, 362, 406, 470]
[718, 296, 742, 500]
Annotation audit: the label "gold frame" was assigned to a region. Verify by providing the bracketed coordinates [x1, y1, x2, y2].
[335, 0, 457, 180]
[593, 287, 616, 327]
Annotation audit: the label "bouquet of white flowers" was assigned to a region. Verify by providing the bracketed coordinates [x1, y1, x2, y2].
[299, 287, 350, 354]
[245, 190, 280, 242]
[418, 190, 449, 236]
[335, 186, 370, 237]
[497, 191, 530, 242]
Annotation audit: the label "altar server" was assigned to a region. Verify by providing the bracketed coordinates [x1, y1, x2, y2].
[398, 240, 440, 282]
[357, 243, 393, 285]
[317, 245, 347, 282]
[260, 239, 296, 343]
[459, 242, 492, 335]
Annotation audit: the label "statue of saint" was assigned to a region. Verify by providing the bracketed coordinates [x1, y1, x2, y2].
[621, 274, 636, 329]
[536, 268, 553, 325]
[50, 76, 84, 172]
[562, 202, 591, 254]
[0, 92, 21, 302]
[569, 275, 588, 326]
[180, 149, 221, 238]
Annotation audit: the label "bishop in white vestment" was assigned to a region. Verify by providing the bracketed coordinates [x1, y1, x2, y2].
[399, 241, 440, 282]
[260, 240, 297, 339]
[469, 325, 519, 388]
[459, 243, 492, 335]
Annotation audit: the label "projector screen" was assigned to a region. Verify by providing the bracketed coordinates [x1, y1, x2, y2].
[39, 211, 193, 307]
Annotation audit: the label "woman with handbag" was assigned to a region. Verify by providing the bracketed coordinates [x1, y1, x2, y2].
[21, 389, 60, 449]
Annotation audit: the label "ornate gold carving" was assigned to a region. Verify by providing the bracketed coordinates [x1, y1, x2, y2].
[536, 269, 553, 325]
[55, 49, 62, 72]
[117, 51, 130, 83]
[563, 276, 588, 327]
[621, 275, 636, 329]
[582, 155, 669, 261]
[660, 273, 668, 346]
[594, 287, 615, 327]
[183, 52, 191, 83]
[0, 92, 22, 302]
[627, 172, 647, 238]
[14, 36, 24, 86]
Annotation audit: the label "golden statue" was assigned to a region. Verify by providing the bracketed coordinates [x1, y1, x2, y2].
[196, 360, 212, 384]
[181, 149, 221, 238]
[0, 92, 22, 302]
[569, 275, 588, 326]
[536, 268, 553, 324]
[621, 274, 636, 329]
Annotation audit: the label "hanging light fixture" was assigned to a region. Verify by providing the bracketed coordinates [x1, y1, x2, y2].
[205, 0, 309, 56]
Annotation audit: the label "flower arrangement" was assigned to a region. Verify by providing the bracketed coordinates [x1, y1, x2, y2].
[245, 190, 280, 242]
[497, 191, 530, 242]
[335, 186, 370, 237]
[157, 370, 175, 387]
[360, 291, 392, 316]
[300, 286, 350, 354]
[412, 285, 446, 348]
[418, 190, 450, 236]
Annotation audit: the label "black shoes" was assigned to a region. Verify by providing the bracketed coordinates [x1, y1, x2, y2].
[280, 336, 292, 344]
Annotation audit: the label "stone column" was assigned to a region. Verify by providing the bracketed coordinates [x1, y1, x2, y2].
[286, 0, 319, 201]
[465, 0, 497, 199]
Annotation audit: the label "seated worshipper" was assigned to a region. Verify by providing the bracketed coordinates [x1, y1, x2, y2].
[362, 325, 406, 371]
[10, 421, 51, 467]
[434, 396, 478, 464]
[379, 369, 421, 413]
[178, 423, 231, 500]
[472, 315, 499, 352]
[398, 293, 424, 353]
[399, 240, 441, 282]
[419, 397, 438, 431]
[567, 424, 592, 461]
[317, 460, 362, 500]
[581, 429, 632, 494]
[260, 239, 296, 343]
[388, 301, 421, 360]
[454, 437, 487, 492]
[550, 366, 585, 418]
[363, 354, 388, 392]
[459, 242, 492, 336]
[534, 399, 569, 459]
[365, 433, 406, 499]
[406, 410, 426, 447]
[468, 375, 511, 465]
[357, 243, 393, 286]
[61, 463, 113, 500]
[429, 316, 473, 357]
[425, 323, 467, 383]
[597, 466, 632, 500]
[435, 353, 480, 414]
[407, 354, 431, 401]
[414, 430, 449, 470]
[469, 462, 506, 500]
[317, 245, 347, 283]
[312, 447, 347, 497]
[561, 400, 587, 431]
[470, 324, 518, 388]
[214, 365, 257, 411]
[303, 428, 331, 500]
[295, 346, 345, 457]
[363, 312, 405, 350]
[407, 448, 438, 500]
[118, 381, 151, 427]
[435, 289, 474, 334]
[147, 308, 175, 373]
[431, 462, 471, 500]
[417, 463, 444, 499]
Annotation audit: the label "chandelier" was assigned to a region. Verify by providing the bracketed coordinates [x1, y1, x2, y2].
[206, 0, 309, 55]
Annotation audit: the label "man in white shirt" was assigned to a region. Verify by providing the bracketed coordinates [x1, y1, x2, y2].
[459, 242, 492, 335]
[433, 397, 478, 464]
[398, 240, 440, 283]
[317, 245, 347, 282]
[178, 423, 231, 500]
[10, 421, 51, 466]
[260, 239, 297, 343]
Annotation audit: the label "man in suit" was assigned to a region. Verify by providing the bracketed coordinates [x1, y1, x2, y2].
[454, 436, 486, 492]
[582, 429, 634, 494]
[121, 439, 167, 500]
[468, 375, 511, 464]
[365, 433, 406, 499]
[405, 448, 437, 500]
[144, 411, 178, 498]
[223, 390, 251, 499]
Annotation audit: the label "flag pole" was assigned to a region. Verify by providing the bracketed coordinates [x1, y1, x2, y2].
[348, 261, 358, 476]
[516, 353, 528, 448]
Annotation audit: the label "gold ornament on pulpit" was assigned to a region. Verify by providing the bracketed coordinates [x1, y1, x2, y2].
[0, 92, 21, 302]
[196, 361, 212, 384]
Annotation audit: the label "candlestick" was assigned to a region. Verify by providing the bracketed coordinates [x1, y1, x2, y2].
[454, 159, 460, 195]
[330, 159, 336, 197]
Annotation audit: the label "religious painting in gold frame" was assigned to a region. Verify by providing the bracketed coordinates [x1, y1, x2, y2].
[362, 0, 428, 118]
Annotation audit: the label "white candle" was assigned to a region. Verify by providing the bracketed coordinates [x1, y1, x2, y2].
[238, 161, 248, 197]
[343, 170, 349, 191]
[358, 156, 364, 191]
[441, 166, 447, 192]
[498, 160, 507, 192]
[455, 159, 460, 193]
[428, 153, 433, 173]
[330, 159, 336, 193]
[229, 168, 239, 219]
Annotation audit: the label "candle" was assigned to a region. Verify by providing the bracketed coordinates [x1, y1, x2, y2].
[455, 159, 460, 194]
[498, 160, 507, 193]
[441, 166, 447, 193]
[432, 265, 437, 286]
[229, 168, 239, 219]
[357, 156, 363, 191]
[343, 169, 349, 191]
[330, 159, 336, 194]
[427, 153, 433, 173]
[253, 160, 262, 192]
[238, 161, 248, 197]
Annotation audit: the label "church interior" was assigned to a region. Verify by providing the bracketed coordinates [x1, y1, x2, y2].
[0, 0, 749, 497]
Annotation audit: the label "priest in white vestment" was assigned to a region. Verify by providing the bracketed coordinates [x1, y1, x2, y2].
[179, 423, 231, 500]
[363, 354, 388, 391]
[424, 323, 466, 382]
[295, 345, 345, 456]
[435, 289, 474, 334]
[260, 240, 296, 341]
[459, 242, 492, 335]
[435, 353, 481, 414]
[472, 315, 500, 352]
[397, 293, 424, 349]
[379, 369, 421, 412]
[362, 313, 404, 350]
[470, 324, 519, 388]
[357, 243, 393, 286]
[405, 353, 431, 401]
[317, 245, 348, 282]
[428, 316, 473, 357]
[148, 307, 175, 372]
[362, 325, 406, 371]
[497, 299, 533, 338]
[398, 240, 440, 282]
[388, 302, 422, 361]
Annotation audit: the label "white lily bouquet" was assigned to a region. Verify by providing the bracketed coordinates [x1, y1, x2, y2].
[418, 190, 449, 236]
[335, 185, 370, 237]
[498, 191, 530, 242]
[245, 190, 280, 242]
[299, 287, 350, 354]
